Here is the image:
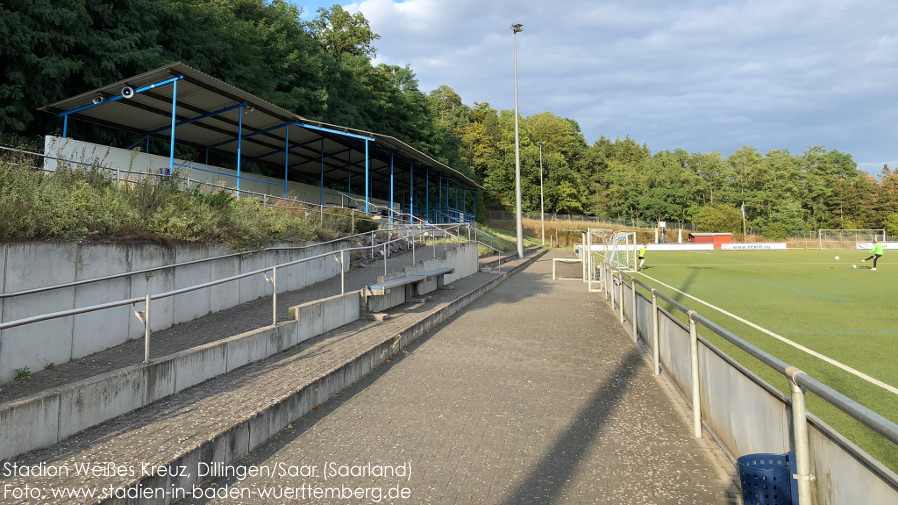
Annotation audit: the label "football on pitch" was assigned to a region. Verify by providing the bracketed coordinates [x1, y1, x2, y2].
[852, 264, 857, 269]
[835, 256, 839, 260]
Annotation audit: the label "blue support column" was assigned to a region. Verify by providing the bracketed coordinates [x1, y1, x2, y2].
[473, 192, 477, 223]
[320, 139, 324, 207]
[463, 187, 466, 222]
[347, 151, 351, 207]
[146, 137, 150, 154]
[205, 149, 209, 165]
[63, 116, 68, 138]
[167, 78, 178, 176]
[409, 161, 414, 222]
[364, 140, 369, 213]
[236, 105, 243, 193]
[438, 175, 442, 223]
[455, 184, 458, 223]
[389, 152, 394, 228]
[284, 126, 289, 198]
[425, 168, 430, 224]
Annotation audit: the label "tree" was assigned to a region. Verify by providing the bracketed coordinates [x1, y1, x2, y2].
[693, 204, 741, 234]
[308, 5, 380, 59]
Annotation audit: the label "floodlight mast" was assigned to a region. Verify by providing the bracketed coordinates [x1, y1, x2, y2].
[538, 141, 546, 246]
[512, 22, 524, 259]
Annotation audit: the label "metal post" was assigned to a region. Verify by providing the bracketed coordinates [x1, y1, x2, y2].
[364, 140, 369, 213]
[631, 277, 638, 343]
[512, 23, 524, 259]
[389, 152, 394, 229]
[340, 250, 345, 295]
[236, 103, 243, 192]
[284, 126, 289, 198]
[538, 142, 545, 245]
[412, 230, 416, 264]
[168, 79, 177, 176]
[320, 139, 325, 209]
[143, 294, 151, 363]
[271, 267, 277, 326]
[787, 367, 813, 504]
[688, 310, 702, 438]
[652, 291, 660, 376]
[383, 242, 387, 276]
[618, 274, 624, 323]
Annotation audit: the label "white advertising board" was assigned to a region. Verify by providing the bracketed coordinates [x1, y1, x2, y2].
[721, 243, 787, 251]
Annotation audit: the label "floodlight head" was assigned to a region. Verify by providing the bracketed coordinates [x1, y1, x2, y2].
[511, 23, 523, 33]
[246, 105, 255, 113]
[537, 141, 546, 147]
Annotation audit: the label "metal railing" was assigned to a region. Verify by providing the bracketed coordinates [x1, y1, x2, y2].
[0, 145, 397, 223]
[0, 220, 507, 368]
[595, 261, 898, 504]
[0, 227, 432, 361]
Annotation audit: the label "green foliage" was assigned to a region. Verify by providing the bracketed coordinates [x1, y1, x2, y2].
[0, 159, 325, 248]
[884, 213, 898, 238]
[14, 367, 32, 381]
[3, 1, 896, 236]
[762, 222, 788, 241]
[693, 204, 742, 233]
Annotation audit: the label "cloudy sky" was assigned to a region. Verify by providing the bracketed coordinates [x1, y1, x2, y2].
[295, 0, 897, 174]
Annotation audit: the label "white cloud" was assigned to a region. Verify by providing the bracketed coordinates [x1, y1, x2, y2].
[330, 0, 898, 172]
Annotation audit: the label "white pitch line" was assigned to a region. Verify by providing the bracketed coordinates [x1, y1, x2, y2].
[639, 273, 898, 396]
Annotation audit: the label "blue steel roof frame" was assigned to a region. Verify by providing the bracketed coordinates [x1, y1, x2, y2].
[39, 62, 482, 197]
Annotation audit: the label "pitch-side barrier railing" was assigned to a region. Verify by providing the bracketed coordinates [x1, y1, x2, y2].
[0, 227, 431, 362]
[0, 223, 504, 367]
[598, 263, 898, 504]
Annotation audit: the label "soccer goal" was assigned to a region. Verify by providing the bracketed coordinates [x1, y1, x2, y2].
[603, 231, 637, 272]
[818, 229, 885, 250]
[584, 229, 614, 292]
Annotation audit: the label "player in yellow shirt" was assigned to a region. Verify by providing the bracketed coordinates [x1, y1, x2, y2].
[861, 240, 885, 271]
[637, 243, 647, 270]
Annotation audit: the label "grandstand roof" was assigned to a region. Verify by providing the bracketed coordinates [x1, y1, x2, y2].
[39, 62, 481, 201]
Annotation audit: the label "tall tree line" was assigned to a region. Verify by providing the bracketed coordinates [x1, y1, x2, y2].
[2, 1, 896, 235]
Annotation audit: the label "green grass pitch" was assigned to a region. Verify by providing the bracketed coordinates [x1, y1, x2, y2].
[632, 249, 898, 470]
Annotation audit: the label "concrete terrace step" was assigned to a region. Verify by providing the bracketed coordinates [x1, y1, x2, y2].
[0, 243, 475, 462]
[0, 249, 544, 505]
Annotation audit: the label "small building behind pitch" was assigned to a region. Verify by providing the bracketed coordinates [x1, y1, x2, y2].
[688, 232, 733, 249]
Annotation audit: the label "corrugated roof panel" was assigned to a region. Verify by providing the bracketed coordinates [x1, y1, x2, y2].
[40, 62, 482, 192]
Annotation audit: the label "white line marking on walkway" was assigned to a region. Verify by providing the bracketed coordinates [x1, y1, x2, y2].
[639, 273, 898, 396]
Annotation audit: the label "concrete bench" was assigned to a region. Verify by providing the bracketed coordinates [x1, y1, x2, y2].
[364, 267, 455, 312]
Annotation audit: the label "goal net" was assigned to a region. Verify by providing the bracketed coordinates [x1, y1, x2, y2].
[818, 229, 885, 249]
[583, 229, 613, 291]
[603, 231, 637, 272]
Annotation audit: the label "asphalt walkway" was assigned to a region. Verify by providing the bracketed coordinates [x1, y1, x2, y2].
[182, 250, 737, 504]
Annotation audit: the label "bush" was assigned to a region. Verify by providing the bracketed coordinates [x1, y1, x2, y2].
[0, 159, 341, 248]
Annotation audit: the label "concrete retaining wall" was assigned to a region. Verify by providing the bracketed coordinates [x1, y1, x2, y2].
[0, 240, 351, 384]
[0, 289, 364, 461]
[44, 136, 394, 209]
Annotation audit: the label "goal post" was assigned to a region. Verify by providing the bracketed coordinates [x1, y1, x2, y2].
[603, 231, 637, 272]
[817, 229, 885, 250]
[585, 229, 614, 292]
